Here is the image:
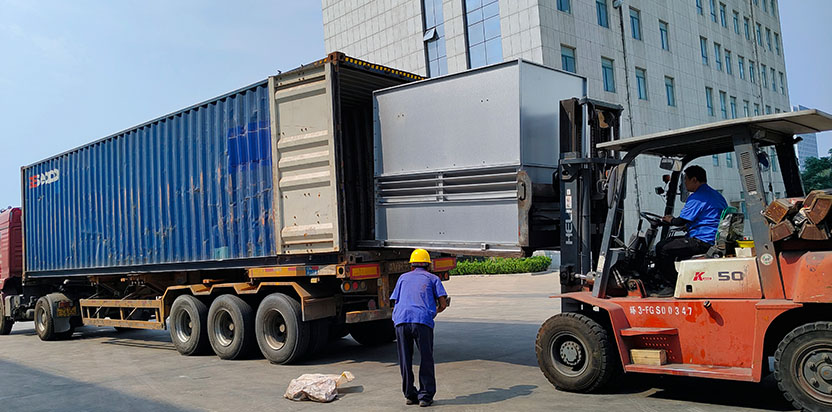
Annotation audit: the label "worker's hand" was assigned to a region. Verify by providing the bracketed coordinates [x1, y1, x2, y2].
[437, 296, 448, 313]
[663, 215, 673, 223]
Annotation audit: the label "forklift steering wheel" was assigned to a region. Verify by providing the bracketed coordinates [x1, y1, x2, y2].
[640, 211, 667, 226]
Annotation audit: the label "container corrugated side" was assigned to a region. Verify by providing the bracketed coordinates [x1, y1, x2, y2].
[23, 82, 275, 276]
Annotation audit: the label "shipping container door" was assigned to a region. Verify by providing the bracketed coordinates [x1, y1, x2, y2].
[269, 65, 341, 254]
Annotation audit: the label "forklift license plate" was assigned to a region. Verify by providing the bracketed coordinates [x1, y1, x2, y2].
[57, 307, 78, 318]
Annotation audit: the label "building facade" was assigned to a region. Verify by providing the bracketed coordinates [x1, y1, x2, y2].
[322, 0, 789, 234]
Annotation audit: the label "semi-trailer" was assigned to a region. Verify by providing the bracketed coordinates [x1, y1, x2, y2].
[1, 53, 587, 364]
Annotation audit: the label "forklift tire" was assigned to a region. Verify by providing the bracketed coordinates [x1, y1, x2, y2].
[536, 313, 617, 393]
[207, 294, 255, 360]
[774, 322, 832, 412]
[255, 293, 310, 365]
[349, 319, 396, 346]
[169, 295, 210, 356]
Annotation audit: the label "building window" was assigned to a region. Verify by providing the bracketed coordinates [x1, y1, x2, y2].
[596, 0, 609, 28]
[719, 3, 727, 27]
[754, 103, 760, 115]
[771, 0, 777, 15]
[725, 50, 732, 75]
[709, 0, 717, 22]
[719, 91, 728, 119]
[744, 17, 751, 40]
[775, 108, 781, 113]
[659, 21, 670, 50]
[705, 87, 714, 116]
[423, 0, 448, 76]
[727, 153, 733, 168]
[743, 100, 750, 117]
[732, 10, 740, 34]
[630, 8, 642, 40]
[465, 0, 502, 69]
[636, 68, 648, 100]
[561, 45, 576, 73]
[696, 0, 703, 15]
[771, 67, 776, 91]
[730, 96, 737, 118]
[766, 28, 772, 51]
[602, 58, 616, 92]
[779, 71, 785, 94]
[700, 37, 709, 65]
[771, 148, 778, 171]
[557, 0, 571, 13]
[713, 154, 720, 166]
[756, 23, 763, 46]
[738, 56, 745, 79]
[714, 43, 722, 71]
[665, 76, 676, 107]
[763, 0, 768, 12]
[761, 64, 767, 88]
[774, 32, 780, 55]
[749, 61, 756, 83]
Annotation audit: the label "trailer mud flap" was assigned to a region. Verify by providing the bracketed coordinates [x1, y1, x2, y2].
[46, 293, 76, 333]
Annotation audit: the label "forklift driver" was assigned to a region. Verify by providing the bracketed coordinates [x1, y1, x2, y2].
[654, 165, 727, 296]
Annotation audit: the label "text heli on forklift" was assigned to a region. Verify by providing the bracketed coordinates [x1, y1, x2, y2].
[536, 108, 832, 411]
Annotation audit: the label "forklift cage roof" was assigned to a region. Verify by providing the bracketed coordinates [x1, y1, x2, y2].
[597, 110, 832, 158]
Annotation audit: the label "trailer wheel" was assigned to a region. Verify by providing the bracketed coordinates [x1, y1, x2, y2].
[207, 294, 255, 360]
[255, 293, 310, 364]
[169, 295, 210, 356]
[0, 300, 13, 335]
[34, 297, 59, 341]
[349, 319, 396, 346]
[306, 318, 331, 358]
[774, 321, 832, 412]
[535, 313, 617, 393]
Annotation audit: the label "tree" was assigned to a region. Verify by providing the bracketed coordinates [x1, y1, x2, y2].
[801, 148, 832, 192]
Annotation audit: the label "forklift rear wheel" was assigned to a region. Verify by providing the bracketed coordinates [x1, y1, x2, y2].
[255, 293, 310, 364]
[208, 294, 255, 360]
[169, 295, 210, 356]
[349, 319, 396, 346]
[536, 313, 617, 393]
[774, 321, 832, 412]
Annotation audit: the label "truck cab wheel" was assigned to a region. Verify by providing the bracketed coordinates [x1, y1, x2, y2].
[169, 295, 210, 356]
[0, 300, 13, 335]
[774, 321, 832, 412]
[34, 297, 58, 341]
[208, 294, 255, 360]
[348, 319, 395, 346]
[255, 293, 310, 364]
[535, 313, 618, 393]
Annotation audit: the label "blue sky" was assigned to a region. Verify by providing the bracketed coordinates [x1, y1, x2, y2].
[0, 0, 829, 208]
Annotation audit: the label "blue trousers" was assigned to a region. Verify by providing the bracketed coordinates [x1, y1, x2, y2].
[395, 323, 436, 401]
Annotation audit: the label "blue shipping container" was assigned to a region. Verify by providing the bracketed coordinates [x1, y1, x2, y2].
[23, 81, 275, 276]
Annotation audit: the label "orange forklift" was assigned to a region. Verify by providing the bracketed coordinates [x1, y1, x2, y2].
[536, 109, 832, 411]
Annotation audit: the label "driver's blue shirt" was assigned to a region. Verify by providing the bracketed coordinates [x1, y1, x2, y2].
[679, 183, 728, 244]
[390, 267, 447, 329]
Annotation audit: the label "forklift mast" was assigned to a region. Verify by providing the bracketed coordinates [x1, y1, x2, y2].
[557, 98, 623, 291]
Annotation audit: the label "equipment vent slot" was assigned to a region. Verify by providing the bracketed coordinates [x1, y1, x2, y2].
[744, 174, 757, 192]
[740, 151, 752, 170]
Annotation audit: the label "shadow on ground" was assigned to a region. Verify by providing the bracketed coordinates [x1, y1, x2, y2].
[0, 359, 194, 412]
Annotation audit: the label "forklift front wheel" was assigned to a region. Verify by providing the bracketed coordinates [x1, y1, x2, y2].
[536, 313, 617, 393]
[774, 321, 832, 412]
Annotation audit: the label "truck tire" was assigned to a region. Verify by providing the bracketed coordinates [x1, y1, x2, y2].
[34, 297, 58, 341]
[535, 313, 617, 393]
[207, 294, 255, 360]
[169, 295, 210, 356]
[255, 293, 310, 364]
[306, 318, 331, 358]
[0, 300, 13, 335]
[774, 322, 832, 412]
[349, 319, 396, 346]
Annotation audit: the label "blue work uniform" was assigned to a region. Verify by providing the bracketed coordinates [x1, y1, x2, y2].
[678, 183, 728, 244]
[390, 267, 447, 403]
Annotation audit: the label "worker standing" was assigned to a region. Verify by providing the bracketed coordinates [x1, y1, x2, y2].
[390, 248, 449, 407]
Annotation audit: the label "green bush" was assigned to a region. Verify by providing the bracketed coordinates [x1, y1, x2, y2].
[449, 256, 552, 275]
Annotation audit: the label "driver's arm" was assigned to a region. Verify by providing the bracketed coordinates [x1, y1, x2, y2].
[663, 215, 690, 226]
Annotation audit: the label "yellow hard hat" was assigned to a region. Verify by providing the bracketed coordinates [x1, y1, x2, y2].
[409, 248, 431, 264]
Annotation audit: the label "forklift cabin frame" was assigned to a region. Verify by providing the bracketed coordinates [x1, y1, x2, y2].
[589, 109, 832, 299]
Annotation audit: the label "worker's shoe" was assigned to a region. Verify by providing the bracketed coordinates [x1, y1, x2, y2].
[419, 400, 433, 407]
[406, 397, 419, 405]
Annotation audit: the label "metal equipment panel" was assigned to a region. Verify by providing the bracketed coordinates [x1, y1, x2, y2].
[373, 60, 587, 253]
[270, 64, 341, 254]
[22, 81, 275, 276]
